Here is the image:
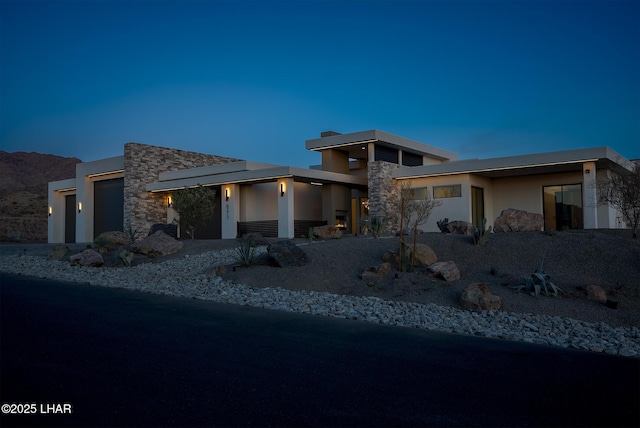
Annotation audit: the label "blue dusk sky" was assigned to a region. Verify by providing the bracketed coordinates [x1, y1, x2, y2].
[1, 0, 638, 167]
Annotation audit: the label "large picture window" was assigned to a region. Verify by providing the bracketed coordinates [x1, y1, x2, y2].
[433, 185, 462, 199]
[543, 184, 583, 231]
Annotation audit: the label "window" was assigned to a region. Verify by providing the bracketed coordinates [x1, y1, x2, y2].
[433, 185, 462, 199]
[402, 152, 423, 166]
[374, 145, 399, 163]
[543, 184, 583, 231]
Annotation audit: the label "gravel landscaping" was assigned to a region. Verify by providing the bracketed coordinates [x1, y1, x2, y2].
[1, 230, 639, 358]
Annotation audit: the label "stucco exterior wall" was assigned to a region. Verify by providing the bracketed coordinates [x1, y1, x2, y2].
[240, 182, 278, 221]
[400, 175, 471, 232]
[294, 182, 323, 220]
[491, 171, 583, 221]
[124, 143, 238, 235]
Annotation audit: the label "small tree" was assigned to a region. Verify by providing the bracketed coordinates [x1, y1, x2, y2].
[171, 185, 216, 239]
[398, 181, 441, 269]
[596, 161, 640, 238]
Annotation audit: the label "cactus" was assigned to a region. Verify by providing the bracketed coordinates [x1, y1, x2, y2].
[307, 227, 315, 244]
[511, 254, 564, 297]
[437, 218, 449, 233]
[369, 216, 385, 238]
[472, 218, 492, 246]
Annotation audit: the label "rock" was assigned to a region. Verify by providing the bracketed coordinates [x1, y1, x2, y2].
[493, 208, 543, 232]
[359, 262, 392, 280]
[586, 285, 607, 302]
[407, 243, 438, 267]
[313, 225, 342, 239]
[48, 244, 69, 260]
[382, 250, 399, 266]
[131, 231, 183, 257]
[460, 283, 502, 310]
[242, 232, 268, 246]
[148, 224, 178, 238]
[205, 263, 227, 277]
[96, 231, 130, 247]
[267, 240, 309, 267]
[446, 221, 474, 235]
[69, 249, 104, 267]
[428, 261, 460, 282]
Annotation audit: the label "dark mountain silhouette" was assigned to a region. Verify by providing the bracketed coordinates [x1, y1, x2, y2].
[0, 151, 81, 241]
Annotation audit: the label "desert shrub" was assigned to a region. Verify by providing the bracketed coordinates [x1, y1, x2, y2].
[232, 237, 256, 267]
[118, 248, 134, 266]
[93, 236, 110, 252]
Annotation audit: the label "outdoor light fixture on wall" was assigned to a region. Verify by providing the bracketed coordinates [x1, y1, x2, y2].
[225, 188, 229, 201]
[78, 202, 82, 213]
[280, 183, 285, 197]
[167, 196, 172, 208]
[48, 206, 52, 216]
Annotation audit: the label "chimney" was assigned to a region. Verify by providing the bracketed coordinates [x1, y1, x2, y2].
[321, 131, 342, 137]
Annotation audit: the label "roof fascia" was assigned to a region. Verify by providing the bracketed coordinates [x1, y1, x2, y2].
[158, 161, 279, 181]
[147, 166, 367, 192]
[393, 146, 630, 179]
[305, 129, 459, 161]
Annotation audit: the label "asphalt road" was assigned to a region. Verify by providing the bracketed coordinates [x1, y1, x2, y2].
[1, 273, 639, 427]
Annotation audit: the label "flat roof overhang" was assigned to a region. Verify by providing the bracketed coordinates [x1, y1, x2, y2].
[147, 166, 368, 192]
[305, 129, 459, 162]
[393, 146, 633, 179]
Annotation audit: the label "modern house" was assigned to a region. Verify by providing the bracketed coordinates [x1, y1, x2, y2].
[48, 129, 634, 243]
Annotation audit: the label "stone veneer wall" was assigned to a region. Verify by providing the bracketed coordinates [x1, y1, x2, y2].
[124, 143, 240, 236]
[367, 161, 400, 233]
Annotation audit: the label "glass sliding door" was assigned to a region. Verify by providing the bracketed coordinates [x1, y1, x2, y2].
[543, 184, 583, 231]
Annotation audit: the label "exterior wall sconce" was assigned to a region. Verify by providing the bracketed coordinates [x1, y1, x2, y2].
[280, 183, 285, 197]
[585, 169, 591, 174]
[78, 202, 82, 213]
[167, 196, 172, 208]
[225, 188, 230, 201]
[48, 206, 52, 216]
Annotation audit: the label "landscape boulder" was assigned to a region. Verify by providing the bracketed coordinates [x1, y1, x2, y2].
[148, 224, 178, 238]
[586, 285, 607, 302]
[460, 282, 502, 310]
[359, 262, 392, 280]
[493, 208, 543, 232]
[96, 231, 130, 247]
[48, 244, 69, 260]
[313, 225, 342, 240]
[407, 243, 438, 267]
[242, 232, 269, 246]
[428, 261, 461, 282]
[446, 221, 474, 235]
[267, 240, 309, 267]
[131, 231, 183, 257]
[70, 249, 104, 267]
